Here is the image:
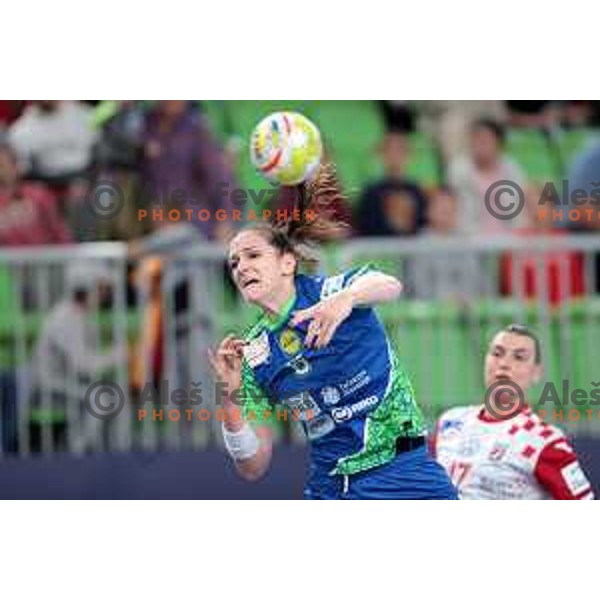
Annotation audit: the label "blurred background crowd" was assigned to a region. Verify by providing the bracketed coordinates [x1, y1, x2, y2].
[1, 100, 599, 239]
[2, 100, 600, 456]
[2, 100, 600, 299]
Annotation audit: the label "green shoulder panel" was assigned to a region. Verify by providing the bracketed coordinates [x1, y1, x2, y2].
[238, 316, 278, 426]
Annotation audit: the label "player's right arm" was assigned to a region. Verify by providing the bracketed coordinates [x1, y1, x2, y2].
[208, 335, 273, 482]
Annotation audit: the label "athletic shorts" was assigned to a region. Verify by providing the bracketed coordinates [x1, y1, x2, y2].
[305, 445, 458, 500]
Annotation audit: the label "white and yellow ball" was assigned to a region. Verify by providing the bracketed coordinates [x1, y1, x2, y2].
[250, 111, 323, 186]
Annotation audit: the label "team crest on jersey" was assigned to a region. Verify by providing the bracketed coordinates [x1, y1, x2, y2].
[279, 328, 302, 355]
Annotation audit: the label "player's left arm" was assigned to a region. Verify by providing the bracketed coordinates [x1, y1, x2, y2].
[290, 268, 402, 349]
[534, 439, 595, 500]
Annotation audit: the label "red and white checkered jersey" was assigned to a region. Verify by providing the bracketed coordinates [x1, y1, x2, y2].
[433, 406, 594, 500]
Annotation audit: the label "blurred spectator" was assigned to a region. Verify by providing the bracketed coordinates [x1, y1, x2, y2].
[423, 187, 458, 235]
[415, 101, 505, 165]
[500, 186, 586, 305]
[0, 101, 26, 128]
[128, 213, 215, 446]
[92, 101, 146, 171]
[506, 101, 553, 128]
[357, 131, 427, 236]
[447, 119, 527, 235]
[379, 101, 416, 133]
[563, 101, 594, 128]
[567, 139, 600, 223]
[407, 189, 496, 300]
[562, 141, 600, 293]
[8, 101, 97, 186]
[140, 101, 236, 240]
[0, 143, 72, 246]
[71, 101, 149, 241]
[29, 260, 126, 452]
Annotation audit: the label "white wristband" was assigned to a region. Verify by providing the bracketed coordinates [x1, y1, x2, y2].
[222, 422, 260, 461]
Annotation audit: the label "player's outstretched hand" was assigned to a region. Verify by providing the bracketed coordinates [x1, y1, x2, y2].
[208, 334, 245, 390]
[290, 289, 354, 349]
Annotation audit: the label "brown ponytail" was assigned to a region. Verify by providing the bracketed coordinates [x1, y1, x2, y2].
[243, 161, 350, 267]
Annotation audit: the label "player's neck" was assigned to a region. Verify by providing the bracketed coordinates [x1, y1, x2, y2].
[262, 281, 296, 321]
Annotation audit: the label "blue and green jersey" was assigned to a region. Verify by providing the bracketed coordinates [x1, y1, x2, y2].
[239, 266, 425, 478]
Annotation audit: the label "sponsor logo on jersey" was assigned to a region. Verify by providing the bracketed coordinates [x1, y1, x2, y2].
[331, 395, 379, 423]
[279, 328, 302, 356]
[244, 331, 270, 368]
[561, 462, 589, 496]
[287, 355, 311, 376]
[321, 386, 341, 406]
[339, 370, 370, 396]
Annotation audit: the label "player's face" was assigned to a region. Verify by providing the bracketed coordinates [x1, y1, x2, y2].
[470, 127, 501, 166]
[228, 230, 296, 307]
[485, 331, 541, 393]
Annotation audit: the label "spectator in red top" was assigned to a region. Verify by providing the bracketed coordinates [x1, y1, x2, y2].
[0, 144, 72, 246]
[500, 185, 585, 305]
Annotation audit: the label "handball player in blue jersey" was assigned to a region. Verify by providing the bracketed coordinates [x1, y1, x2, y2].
[208, 165, 457, 499]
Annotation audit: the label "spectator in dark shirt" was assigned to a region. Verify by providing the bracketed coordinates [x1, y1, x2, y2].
[140, 101, 236, 240]
[74, 101, 149, 241]
[357, 130, 427, 236]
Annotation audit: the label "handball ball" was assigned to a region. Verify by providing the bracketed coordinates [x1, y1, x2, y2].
[250, 111, 323, 186]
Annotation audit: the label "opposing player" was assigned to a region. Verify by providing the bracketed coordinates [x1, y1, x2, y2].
[433, 324, 594, 499]
[208, 165, 457, 499]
